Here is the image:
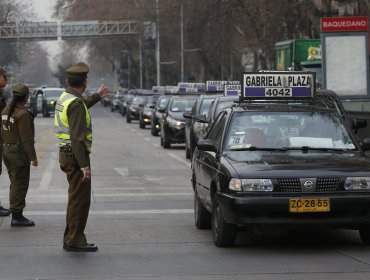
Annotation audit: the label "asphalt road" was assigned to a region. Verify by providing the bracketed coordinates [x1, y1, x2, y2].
[1, 103, 370, 280]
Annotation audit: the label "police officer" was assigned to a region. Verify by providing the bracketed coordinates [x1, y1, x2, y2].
[1, 84, 38, 226]
[0, 67, 12, 217]
[54, 62, 109, 252]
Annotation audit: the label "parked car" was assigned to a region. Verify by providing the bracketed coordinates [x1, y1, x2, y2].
[29, 87, 64, 117]
[160, 94, 197, 149]
[183, 93, 222, 159]
[151, 95, 172, 136]
[139, 95, 159, 129]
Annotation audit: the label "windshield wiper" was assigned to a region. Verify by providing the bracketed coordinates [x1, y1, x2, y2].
[230, 146, 288, 152]
[282, 146, 354, 152]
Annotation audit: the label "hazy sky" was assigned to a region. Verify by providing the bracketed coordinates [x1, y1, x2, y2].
[31, 0, 61, 69]
[32, 0, 56, 21]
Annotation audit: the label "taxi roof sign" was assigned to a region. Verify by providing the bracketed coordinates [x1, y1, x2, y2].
[178, 82, 205, 93]
[206, 80, 240, 92]
[242, 72, 315, 100]
[224, 84, 241, 96]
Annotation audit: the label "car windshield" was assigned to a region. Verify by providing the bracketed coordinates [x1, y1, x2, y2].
[224, 111, 356, 151]
[199, 98, 215, 117]
[214, 100, 235, 118]
[145, 97, 158, 108]
[157, 97, 171, 109]
[132, 96, 146, 105]
[43, 89, 64, 98]
[170, 97, 197, 112]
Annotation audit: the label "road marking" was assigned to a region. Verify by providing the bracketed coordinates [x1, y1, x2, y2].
[25, 209, 193, 216]
[144, 137, 151, 142]
[130, 128, 136, 132]
[114, 167, 129, 176]
[153, 144, 160, 148]
[24, 192, 192, 198]
[38, 151, 58, 190]
[167, 153, 191, 169]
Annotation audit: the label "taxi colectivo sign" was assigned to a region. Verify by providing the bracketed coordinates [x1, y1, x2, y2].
[242, 72, 315, 99]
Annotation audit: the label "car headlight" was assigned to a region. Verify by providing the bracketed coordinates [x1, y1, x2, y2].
[229, 178, 273, 192]
[167, 116, 183, 128]
[49, 100, 55, 105]
[344, 177, 370, 190]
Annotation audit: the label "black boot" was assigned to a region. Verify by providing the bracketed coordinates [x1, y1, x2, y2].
[0, 206, 10, 217]
[11, 212, 35, 227]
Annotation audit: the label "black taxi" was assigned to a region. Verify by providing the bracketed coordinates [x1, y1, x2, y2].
[191, 72, 370, 247]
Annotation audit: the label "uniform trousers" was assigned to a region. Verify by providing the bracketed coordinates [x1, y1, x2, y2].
[2, 144, 30, 213]
[59, 150, 91, 246]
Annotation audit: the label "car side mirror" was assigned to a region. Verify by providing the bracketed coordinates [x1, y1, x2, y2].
[183, 111, 192, 119]
[197, 139, 217, 152]
[194, 114, 208, 123]
[360, 138, 370, 151]
[352, 118, 367, 130]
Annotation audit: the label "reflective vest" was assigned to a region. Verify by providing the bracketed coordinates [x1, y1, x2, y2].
[54, 92, 92, 153]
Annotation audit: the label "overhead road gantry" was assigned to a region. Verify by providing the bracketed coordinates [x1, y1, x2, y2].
[0, 20, 141, 41]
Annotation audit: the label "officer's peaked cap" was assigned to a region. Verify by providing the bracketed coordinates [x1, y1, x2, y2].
[66, 62, 89, 78]
[12, 84, 29, 97]
[0, 67, 12, 77]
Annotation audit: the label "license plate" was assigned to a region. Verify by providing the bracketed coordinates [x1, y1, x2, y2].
[289, 198, 330, 213]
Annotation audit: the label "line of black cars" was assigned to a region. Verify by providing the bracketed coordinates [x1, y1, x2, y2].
[104, 74, 370, 248]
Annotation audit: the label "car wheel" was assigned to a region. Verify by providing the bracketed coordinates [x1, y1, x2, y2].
[126, 114, 131, 123]
[185, 145, 191, 159]
[359, 226, 370, 245]
[194, 188, 211, 229]
[32, 108, 37, 117]
[160, 136, 163, 146]
[163, 137, 171, 149]
[42, 106, 50, 117]
[111, 106, 114, 112]
[139, 119, 145, 129]
[212, 197, 236, 247]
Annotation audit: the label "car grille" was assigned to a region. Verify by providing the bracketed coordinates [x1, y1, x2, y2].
[277, 178, 340, 192]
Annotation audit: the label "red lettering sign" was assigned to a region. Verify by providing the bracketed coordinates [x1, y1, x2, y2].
[321, 16, 368, 32]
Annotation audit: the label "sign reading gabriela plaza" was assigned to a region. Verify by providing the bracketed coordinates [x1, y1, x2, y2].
[242, 72, 315, 98]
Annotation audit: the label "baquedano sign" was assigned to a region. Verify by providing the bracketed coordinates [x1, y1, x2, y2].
[321, 16, 368, 32]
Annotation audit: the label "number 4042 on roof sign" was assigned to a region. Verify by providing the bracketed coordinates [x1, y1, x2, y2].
[242, 72, 316, 99]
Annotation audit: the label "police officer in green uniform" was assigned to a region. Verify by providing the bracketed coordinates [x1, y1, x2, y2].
[54, 62, 109, 252]
[1, 84, 38, 226]
[0, 67, 13, 217]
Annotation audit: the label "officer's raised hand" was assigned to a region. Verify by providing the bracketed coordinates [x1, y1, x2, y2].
[97, 84, 110, 99]
[81, 167, 91, 183]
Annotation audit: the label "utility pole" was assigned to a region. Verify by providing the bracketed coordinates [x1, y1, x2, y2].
[156, 0, 161, 86]
[180, 2, 184, 82]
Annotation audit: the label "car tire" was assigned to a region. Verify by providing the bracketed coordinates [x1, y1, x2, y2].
[212, 197, 236, 247]
[111, 106, 114, 112]
[359, 226, 370, 245]
[194, 188, 211, 229]
[160, 136, 163, 146]
[139, 119, 145, 129]
[163, 137, 171, 149]
[126, 114, 131, 123]
[185, 145, 191, 159]
[32, 109, 37, 117]
[42, 106, 50, 117]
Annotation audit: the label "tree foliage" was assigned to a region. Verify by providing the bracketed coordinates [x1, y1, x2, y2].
[53, 0, 369, 88]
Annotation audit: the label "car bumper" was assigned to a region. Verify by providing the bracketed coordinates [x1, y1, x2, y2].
[167, 127, 185, 143]
[217, 192, 370, 227]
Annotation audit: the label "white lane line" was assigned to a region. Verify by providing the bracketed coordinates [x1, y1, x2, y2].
[24, 192, 192, 198]
[130, 129, 136, 132]
[93, 192, 192, 197]
[153, 144, 160, 148]
[114, 167, 129, 176]
[38, 151, 58, 190]
[26, 209, 193, 216]
[144, 138, 151, 142]
[167, 153, 191, 169]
